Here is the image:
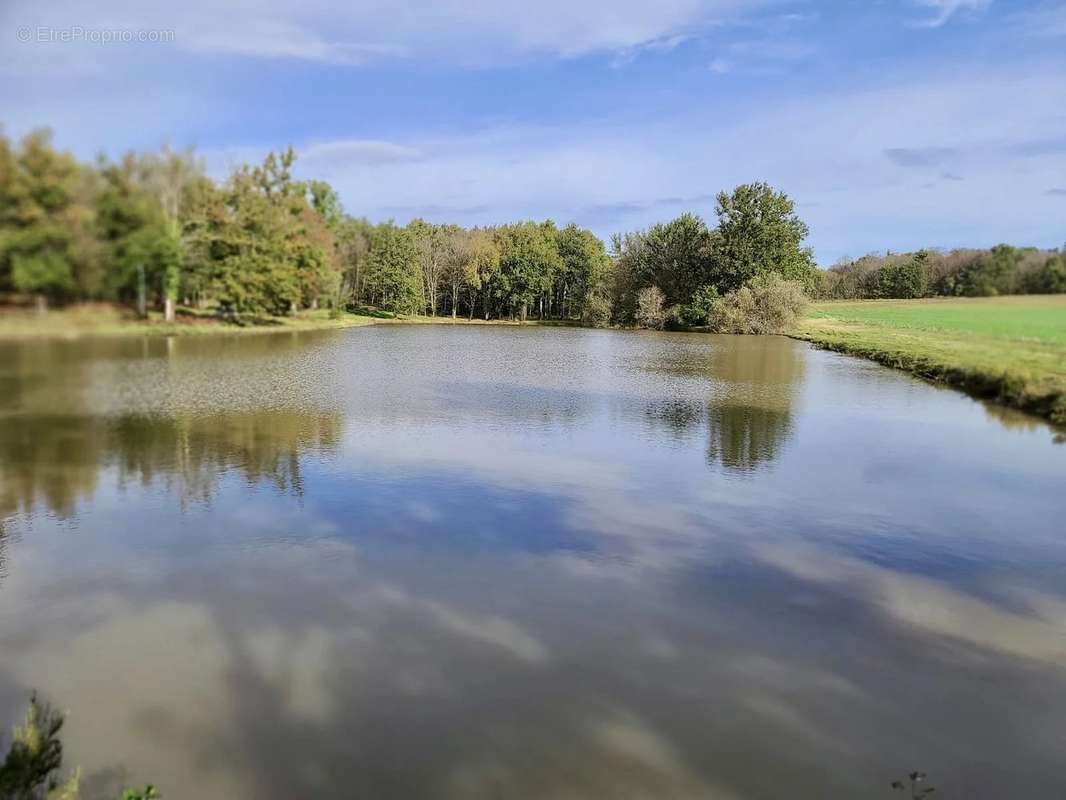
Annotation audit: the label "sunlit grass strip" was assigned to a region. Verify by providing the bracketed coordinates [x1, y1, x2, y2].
[795, 296, 1066, 424]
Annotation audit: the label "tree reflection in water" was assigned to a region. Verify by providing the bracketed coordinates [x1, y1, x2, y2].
[643, 334, 804, 473]
[0, 411, 343, 519]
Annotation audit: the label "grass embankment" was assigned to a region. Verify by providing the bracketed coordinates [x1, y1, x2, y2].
[0, 303, 567, 341]
[794, 295, 1066, 424]
[0, 304, 385, 339]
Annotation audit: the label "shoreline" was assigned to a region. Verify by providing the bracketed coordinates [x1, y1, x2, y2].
[0, 308, 571, 342]
[793, 298, 1066, 427]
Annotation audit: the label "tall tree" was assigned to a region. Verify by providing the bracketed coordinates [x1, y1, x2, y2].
[555, 223, 612, 318]
[640, 213, 713, 305]
[0, 130, 99, 311]
[409, 219, 461, 316]
[441, 229, 472, 319]
[362, 223, 421, 313]
[335, 216, 372, 310]
[465, 228, 501, 319]
[709, 182, 815, 292]
[493, 222, 562, 320]
[140, 146, 201, 320]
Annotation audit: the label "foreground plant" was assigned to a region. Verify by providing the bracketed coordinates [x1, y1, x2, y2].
[0, 693, 79, 800]
[0, 695, 157, 800]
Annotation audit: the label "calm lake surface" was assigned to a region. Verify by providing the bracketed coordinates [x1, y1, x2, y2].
[1, 326, 1064, 799]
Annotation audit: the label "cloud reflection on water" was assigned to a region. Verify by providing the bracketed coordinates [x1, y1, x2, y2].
[0, 327, 1065, 798]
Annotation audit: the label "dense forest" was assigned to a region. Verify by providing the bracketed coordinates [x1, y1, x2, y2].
[820, 246, 1066, 300]
[1, 129, 1062, 331]
[0, 129, 612, 322]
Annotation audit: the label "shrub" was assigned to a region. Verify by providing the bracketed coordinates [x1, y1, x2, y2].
[876, 251, 929, 298]
[580, 294, 612, 328]
[0, 694, 156, 800]
[663, 305, 684, 330]
[635, 286, 666, 329]
[955, 245, 1020, 296]
[0, 694, 79, 799]
[680, 284, 721, 326]
[1026, 255, 1066, 294]
[711, 273, 808, 334]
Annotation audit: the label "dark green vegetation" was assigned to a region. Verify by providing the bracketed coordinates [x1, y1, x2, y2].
[0, 694, 78, 800]
[820, 245, 1066, 300]
[4, 126, 1064, 425]
[0, 130, 818, 333]
[608, 182, 819, 330]
[0, 129, 611, 324]
[6, 127, 1061, 338]
[0, 694, 156, 800]
[797, 296, 1066, 424]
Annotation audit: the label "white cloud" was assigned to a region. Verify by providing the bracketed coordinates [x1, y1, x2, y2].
[1, 0, 769, 66]
[910, 0, 991, 28]
[302, 139, 421, 166]
[265, 62, 1066, 262]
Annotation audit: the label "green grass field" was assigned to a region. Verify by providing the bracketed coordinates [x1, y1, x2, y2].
[796, 295, 1066, 424]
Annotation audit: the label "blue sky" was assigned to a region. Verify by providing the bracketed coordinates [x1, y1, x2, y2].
[3, 0, 1065, 264]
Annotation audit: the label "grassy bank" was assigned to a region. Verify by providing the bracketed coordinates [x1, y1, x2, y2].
[0, 304, 386, 339]
[794, 295, 1066, 425]
[0, 303, 569, 341]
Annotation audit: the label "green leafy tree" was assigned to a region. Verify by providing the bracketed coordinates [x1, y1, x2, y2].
[493, 222, 562, 320]
[0, 694, 80, 800]
[140, 147, 200, 320]
[709, 182, 815, 292]
[555, 223, 612, 319]
[639, 213, 714, 305]
[211, 165, 301, 314]
[408, 219, 461, 316]
[181, 149, 337, 315]
[680, 284, 721, 326]
[876, 250, 929, 298]
[362, 223, 422, 313]
[1025, 254, 1066, 294]
[956, 244, 1020, 296]
[94, 154, 159, 306]
[464, 228, 501, 319]
[0, 130, 99, 310]
[0, 694, 160, 800]
[580, 293, 612, 327]
[308, 180, 344, 231]
[609, 214, 714, 322]
[440, 229, 472, 318]
[333, 216, 373, 310]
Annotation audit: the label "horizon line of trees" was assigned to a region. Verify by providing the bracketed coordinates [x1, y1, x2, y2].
[0, 128, 613, 323]
[2, 127, 1062, 328]
[818, 245, 1066, 300]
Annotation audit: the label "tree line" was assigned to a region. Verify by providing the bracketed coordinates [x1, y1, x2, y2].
[819, 245, 1066, 300]
[0, 129, 612, 322]
[4, 128, 1060, 328]
[0, 129, 815, 328]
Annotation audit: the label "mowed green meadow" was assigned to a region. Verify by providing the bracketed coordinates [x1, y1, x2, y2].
[795, 295, 1066, 424]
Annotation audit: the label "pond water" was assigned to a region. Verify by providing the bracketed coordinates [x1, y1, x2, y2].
[0, 326, 1064, 799]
